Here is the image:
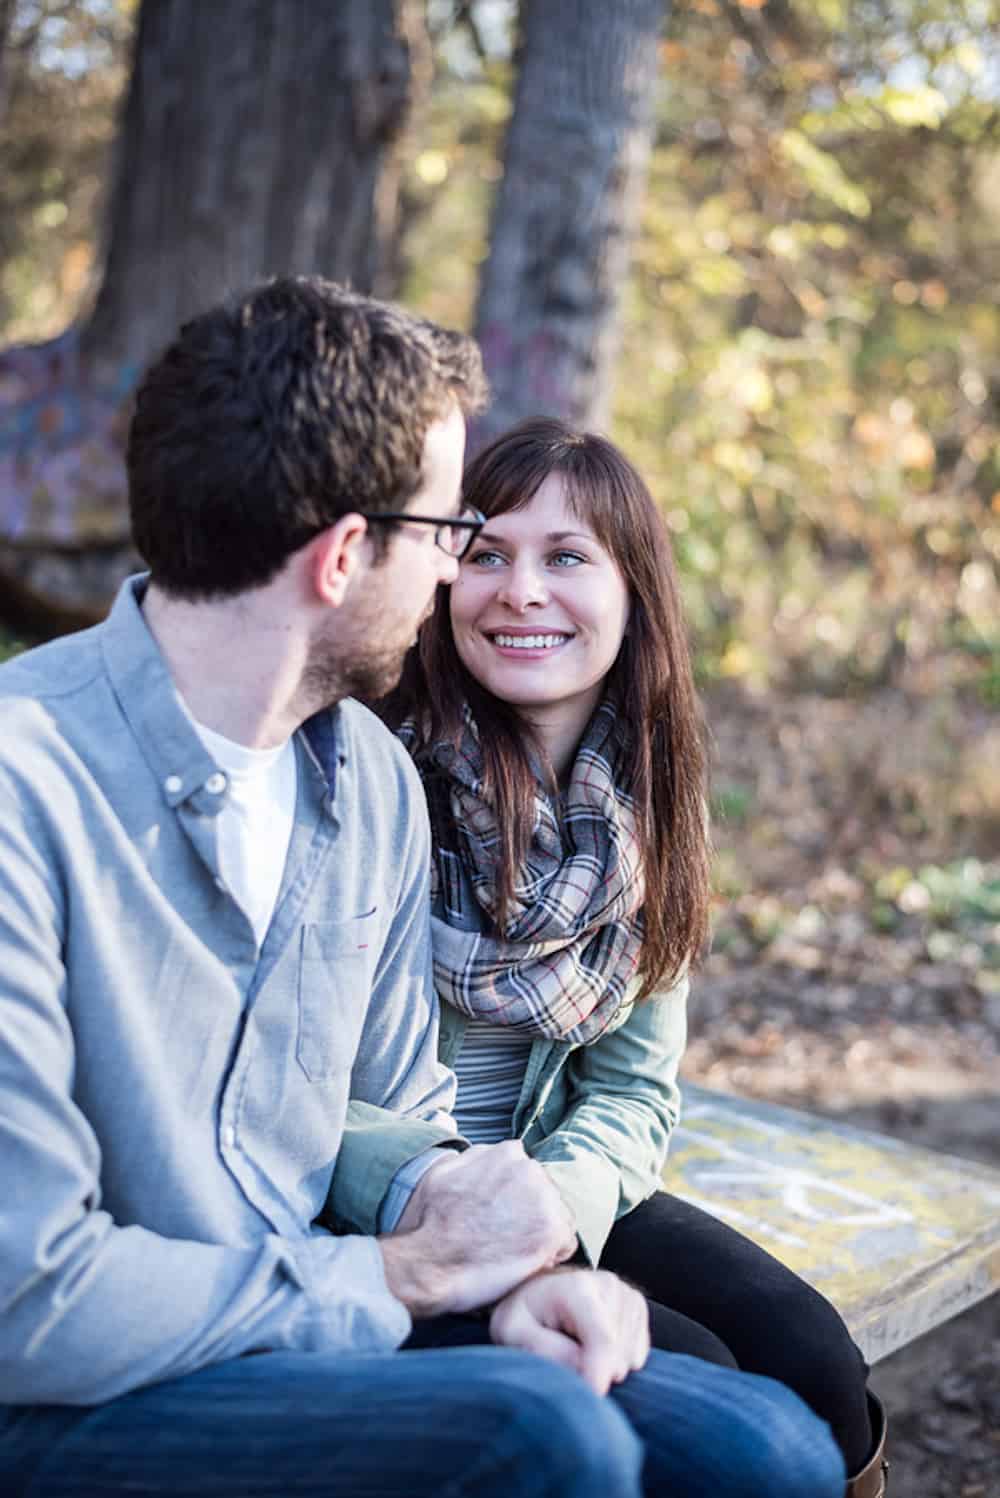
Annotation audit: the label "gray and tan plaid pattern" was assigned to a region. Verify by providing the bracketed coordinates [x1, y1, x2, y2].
[403, 699, 644, 1044]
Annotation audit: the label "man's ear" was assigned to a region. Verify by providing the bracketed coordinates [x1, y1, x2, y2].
[310, 514, 369, 607]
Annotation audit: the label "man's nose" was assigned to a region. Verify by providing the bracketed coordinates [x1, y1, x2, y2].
[497, 562, 548, 611]
[438, 551, 461, 586]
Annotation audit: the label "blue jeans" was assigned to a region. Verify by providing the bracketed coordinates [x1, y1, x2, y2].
[0, 1345, 845, 1497]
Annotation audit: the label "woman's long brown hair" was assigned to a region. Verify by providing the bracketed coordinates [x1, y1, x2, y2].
[382, 416, 711, 1000]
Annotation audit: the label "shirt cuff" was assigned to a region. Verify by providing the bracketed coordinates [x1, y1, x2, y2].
[259, 1233, 413, 1354]
[378, 1147, 449, 1234]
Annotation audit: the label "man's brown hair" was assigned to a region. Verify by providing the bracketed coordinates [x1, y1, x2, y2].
[128, 276, 487, 598]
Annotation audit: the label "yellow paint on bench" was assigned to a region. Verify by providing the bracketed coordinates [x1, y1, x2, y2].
[665, 1086, 1000, 1363]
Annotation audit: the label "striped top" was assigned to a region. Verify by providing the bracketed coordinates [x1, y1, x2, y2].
[452, 1019, 533, 1144]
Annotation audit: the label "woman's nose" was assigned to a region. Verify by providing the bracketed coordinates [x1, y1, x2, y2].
[497, 562, 548, 611]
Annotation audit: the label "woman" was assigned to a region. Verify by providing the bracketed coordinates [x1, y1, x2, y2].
[384, 417, 886, 1498]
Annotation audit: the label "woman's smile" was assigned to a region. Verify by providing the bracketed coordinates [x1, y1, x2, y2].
[484, 629, 575, 655]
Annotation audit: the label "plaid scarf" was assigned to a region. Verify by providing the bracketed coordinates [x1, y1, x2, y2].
[402, 698, 644, 1044]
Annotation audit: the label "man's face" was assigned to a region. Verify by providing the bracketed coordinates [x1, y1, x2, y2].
[309, 402, 467, 704]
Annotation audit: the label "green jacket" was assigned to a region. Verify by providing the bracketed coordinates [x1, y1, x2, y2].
[437, 976, 688, 1266]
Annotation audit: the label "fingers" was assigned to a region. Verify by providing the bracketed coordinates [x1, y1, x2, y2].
[628, 1287, 651, 1371]
[492, 1270, 651, 1397]
[597, 1273, 649, 1381]
[569, 1279, 626, 1396]
[445, 1250, 566, 1315]
[548, 1227, 579, 1265]
[490, 1297, 583, 1375]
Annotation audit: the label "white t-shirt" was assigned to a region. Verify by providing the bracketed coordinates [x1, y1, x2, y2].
[193, 720, 298, 947]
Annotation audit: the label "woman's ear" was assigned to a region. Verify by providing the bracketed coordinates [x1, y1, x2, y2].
[309, 514, 369, 607]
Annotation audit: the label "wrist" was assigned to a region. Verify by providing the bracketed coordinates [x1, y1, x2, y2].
[393, 1155, 447, 1234]
[378, 1232, 449, 1319]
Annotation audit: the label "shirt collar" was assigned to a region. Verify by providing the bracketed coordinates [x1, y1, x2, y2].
[100, 574, 343, 808]
[99, 574, 224, 807]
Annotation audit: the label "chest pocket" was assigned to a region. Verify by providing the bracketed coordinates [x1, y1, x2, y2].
[296, 911, 378, 1082]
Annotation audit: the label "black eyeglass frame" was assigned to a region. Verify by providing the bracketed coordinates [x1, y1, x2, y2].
[357, 506, 486, 559]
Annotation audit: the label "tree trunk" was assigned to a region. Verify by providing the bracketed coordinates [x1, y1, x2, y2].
[0, 0, 15, 128]
[83, 0, 428, 370]
[473, 0, 666, 446]
[0, 0, 426, 637]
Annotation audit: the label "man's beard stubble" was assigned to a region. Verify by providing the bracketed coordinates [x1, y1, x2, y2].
[301, 625, 408, 710]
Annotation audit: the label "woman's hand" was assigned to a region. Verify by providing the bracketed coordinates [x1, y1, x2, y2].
[489, 1267, 651, 1395]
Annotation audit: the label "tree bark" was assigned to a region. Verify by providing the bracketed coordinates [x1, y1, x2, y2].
[0, 0, 426, 636]
[82, 0, 428, 369]
[473, 0, 666, 445]
[0, 0, 15, 128]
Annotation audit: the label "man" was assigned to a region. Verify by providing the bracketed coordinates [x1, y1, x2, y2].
[0, 277, 845, 1497]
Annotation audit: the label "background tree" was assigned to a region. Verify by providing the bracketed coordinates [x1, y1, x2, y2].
[84, 0, 429, 373]
[472, 0, 666, 443]
[3, 0, 999, 710]
[0, 0, 428, 633]
[0, 0, 17, 122]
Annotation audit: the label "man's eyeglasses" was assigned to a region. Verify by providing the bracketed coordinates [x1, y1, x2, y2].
[358, 505, 486, 560]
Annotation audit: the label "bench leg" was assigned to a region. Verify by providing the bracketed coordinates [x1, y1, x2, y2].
[846, 1392, 889, 1498]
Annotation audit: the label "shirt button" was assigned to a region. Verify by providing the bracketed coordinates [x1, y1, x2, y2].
[164, 774, 182, 794]
[205, 772, 227, 794]
[223, 1125, 236, 1149]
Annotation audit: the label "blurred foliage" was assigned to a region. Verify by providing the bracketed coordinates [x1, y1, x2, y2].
[402, 0, 1000, 708]
[876, 856, 1000, 925]
[0, 626, 24, 661]
[1, 0, 996, 921]
[0, 0, 133, 339]
[3, 0, 998, 706]
[715, 852, 1000, 993]
[617, 0, 1000, 704]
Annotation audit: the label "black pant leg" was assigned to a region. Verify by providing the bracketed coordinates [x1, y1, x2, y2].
[600, 1191, 872, 1472]
[645, 1299, 738, 1367]
[402, 1314, 495, 1349]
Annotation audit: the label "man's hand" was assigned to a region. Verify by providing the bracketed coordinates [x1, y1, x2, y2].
[489, 1268, 651, 1396]
[379, 1141, 577, 1318]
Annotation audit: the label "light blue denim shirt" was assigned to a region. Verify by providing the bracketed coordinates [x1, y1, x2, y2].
[0, 578, 457, 1406]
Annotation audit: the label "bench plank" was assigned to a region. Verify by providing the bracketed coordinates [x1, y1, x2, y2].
[664, 1086, 1000, 1363]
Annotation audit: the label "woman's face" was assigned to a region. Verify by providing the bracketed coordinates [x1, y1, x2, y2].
[449, 472, 630, 738]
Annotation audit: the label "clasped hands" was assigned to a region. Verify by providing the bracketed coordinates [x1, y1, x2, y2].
[379, 1140, 650, 1394]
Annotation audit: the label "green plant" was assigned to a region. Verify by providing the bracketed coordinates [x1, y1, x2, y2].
[0, 631, 25, 664]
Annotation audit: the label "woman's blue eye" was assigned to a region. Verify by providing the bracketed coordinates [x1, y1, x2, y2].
[464, 547, 587, 568]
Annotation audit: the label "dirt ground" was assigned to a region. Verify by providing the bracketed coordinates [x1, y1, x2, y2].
[685, 684, 1000, 1496]
[685, 965, 1000, 1497]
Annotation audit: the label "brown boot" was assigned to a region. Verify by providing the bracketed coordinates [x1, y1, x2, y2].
[846, 1391, 889, 1497]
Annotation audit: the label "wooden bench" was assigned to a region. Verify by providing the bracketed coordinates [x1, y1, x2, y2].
[664, 1085, 1000, 1364]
